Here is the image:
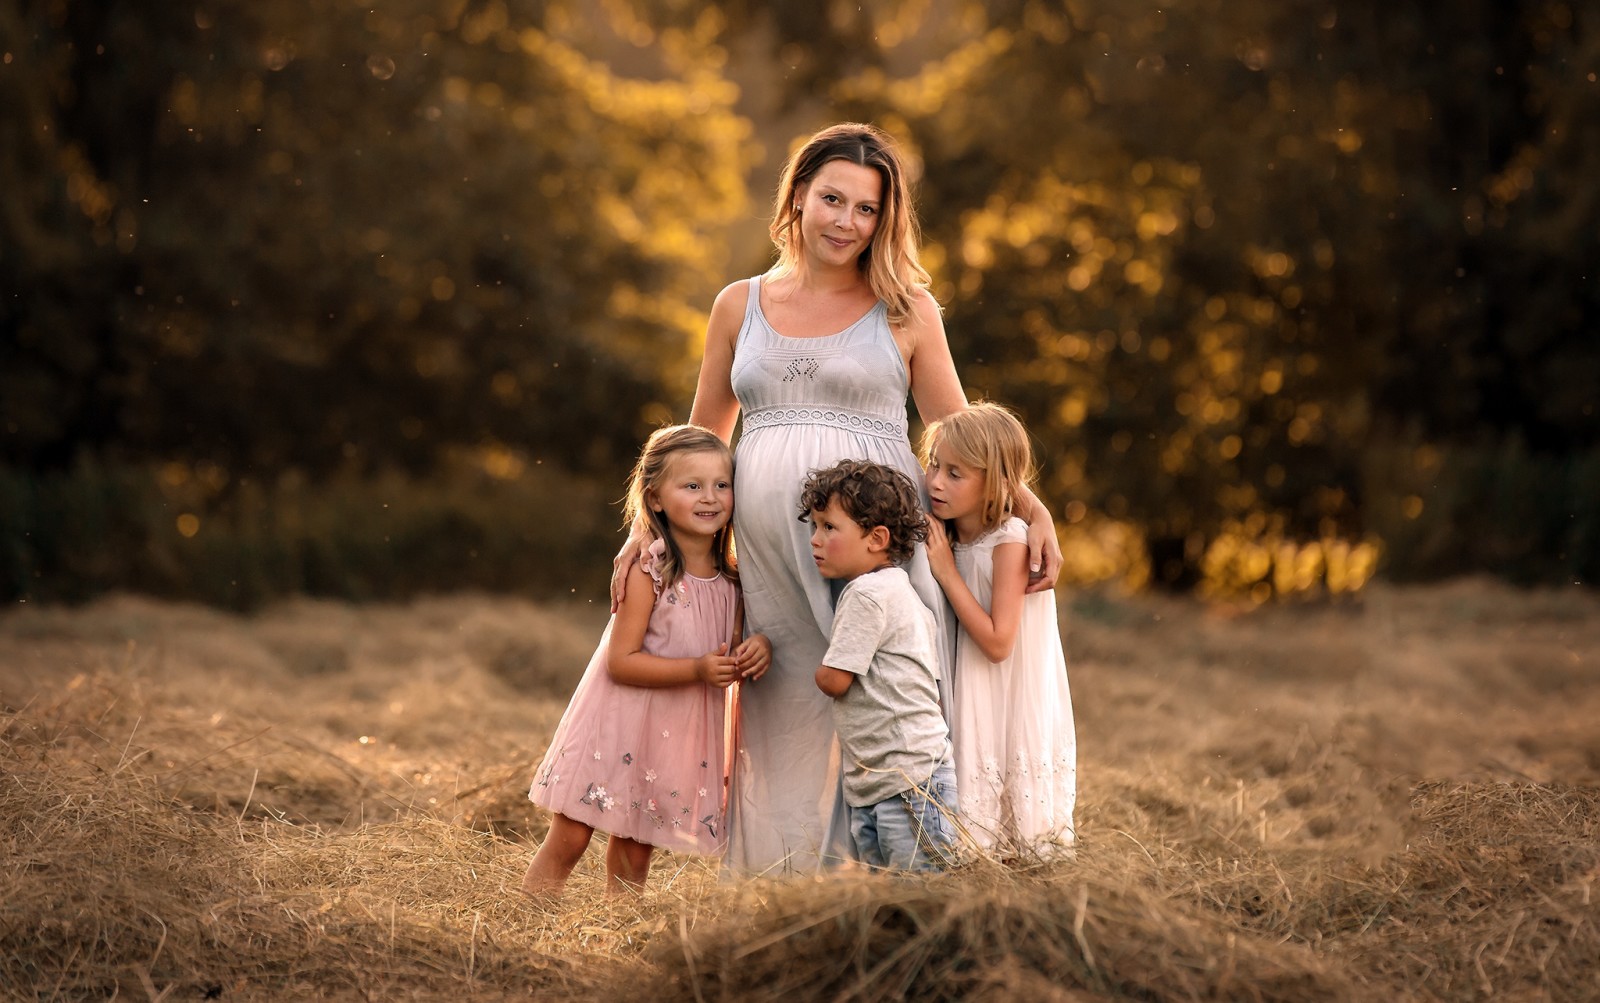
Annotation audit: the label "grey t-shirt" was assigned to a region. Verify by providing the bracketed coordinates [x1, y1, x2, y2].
[823, 566, 952, 807]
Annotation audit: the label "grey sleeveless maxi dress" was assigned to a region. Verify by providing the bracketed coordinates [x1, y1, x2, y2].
[725, 275, 954, 875]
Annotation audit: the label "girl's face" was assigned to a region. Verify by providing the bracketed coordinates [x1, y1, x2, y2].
[649, 449, 733, 543]
[925, 441, 987, 536]
[796, 160, 883, 268]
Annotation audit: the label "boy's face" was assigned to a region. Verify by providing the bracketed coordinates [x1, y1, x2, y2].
[809, 496, 889, 580]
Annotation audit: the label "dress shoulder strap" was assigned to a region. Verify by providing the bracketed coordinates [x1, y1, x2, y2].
[744, 275, 761, 320]
[734, 275, 765, 352]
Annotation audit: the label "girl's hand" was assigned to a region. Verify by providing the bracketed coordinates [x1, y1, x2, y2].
[734, 633, 772, 682]
[695, 643, 740, 688]
[924, 518, 957, 585]
[1023, 517, 1062, 594]
[610, 530, 648, 612]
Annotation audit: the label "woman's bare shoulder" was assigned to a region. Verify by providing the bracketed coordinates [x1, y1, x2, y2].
[909, 284, 944, 321]
[706, 278, 755, 338]
[713, 276, 756, 303]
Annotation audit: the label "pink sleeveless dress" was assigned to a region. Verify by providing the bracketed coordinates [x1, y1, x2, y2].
[529, 542, 734, 854]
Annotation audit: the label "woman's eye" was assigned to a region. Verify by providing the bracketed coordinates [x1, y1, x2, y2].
[859, 205, 876, 216]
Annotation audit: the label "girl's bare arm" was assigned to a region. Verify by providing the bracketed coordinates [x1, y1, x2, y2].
[927, 531, 1029, 663]
[607, 563, 739, 688]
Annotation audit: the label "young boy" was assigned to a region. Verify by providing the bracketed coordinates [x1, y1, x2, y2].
[800, 459, 959, 873]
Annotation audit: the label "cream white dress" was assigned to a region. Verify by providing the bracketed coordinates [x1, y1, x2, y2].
[950, 517, 1076, 857]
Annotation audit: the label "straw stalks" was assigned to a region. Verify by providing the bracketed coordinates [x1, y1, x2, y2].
[3, 581, 1597, 1000]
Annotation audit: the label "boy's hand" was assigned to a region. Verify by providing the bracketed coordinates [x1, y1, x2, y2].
[734, 633, 772, 681]
[695, 643, 740, 688]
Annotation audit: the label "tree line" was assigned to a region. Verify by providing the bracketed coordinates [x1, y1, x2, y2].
[2, 0, 1595, 604]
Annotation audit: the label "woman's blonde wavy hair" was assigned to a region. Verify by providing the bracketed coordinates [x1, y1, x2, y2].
[767, 122, 934, 328]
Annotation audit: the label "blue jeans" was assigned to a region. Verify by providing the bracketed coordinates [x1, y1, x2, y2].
[848, 761, 959, 873]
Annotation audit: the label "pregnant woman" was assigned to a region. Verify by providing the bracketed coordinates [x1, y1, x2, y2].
[620, 123, 1061, 874]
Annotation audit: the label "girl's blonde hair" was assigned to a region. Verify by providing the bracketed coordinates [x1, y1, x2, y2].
[919, 402, 1037, 535]
[767, 122, 934, 328]
[622, 424, 737, 589]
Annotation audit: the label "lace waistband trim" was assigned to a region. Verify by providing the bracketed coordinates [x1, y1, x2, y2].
[741, 406, 908, 441]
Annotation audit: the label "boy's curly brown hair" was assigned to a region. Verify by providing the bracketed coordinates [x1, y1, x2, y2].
[796, 459, 928, 565]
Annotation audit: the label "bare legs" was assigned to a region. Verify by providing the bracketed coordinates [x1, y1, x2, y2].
[521, 813, 593, 898]
[520, 812, 656, 899]
[604, 834, 654, 892]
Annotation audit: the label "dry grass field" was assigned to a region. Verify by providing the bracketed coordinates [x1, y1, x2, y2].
[3, 579, 1597, 1001]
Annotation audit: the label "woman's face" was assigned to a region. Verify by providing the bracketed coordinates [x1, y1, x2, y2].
[796, 160, 883, 268]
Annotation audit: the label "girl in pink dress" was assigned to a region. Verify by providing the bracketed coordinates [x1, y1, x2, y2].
[522, 425, 771, 896]
[922, 403, 1077, 860]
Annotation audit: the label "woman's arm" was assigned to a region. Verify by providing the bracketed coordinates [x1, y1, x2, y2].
[607, 563, 739, 688]
[612, 281, 747, 609]
[902, 289, 968, 426]
[687, 280, 749, 441]
[1014, 483, 1063, 593]
[900, 288, 1061, 590]
[927, 523, 1029, 663]
[608, 532, 648, 612]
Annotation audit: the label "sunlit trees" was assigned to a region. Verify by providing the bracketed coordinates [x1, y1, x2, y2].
[2, 0, 751, 480]
[813, 0, 1596, 592]
[2, 0, 1593, 604]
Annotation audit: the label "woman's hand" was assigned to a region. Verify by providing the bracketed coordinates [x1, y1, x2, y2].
[1023, 515, 1063, 594]
[924, 517, 957, 586]
[609, 530, 648, 612]
[733, 633, 773, 682]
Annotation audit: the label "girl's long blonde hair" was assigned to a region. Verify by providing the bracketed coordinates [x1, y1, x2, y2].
[622, 424, 737, 589]
[920, 402, 1038, 536]
[767, 122, 934, 328]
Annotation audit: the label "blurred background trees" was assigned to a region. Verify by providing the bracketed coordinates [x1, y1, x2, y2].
[2, 0, 1595, 607]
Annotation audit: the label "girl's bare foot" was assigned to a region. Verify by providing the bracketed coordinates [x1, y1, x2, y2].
[520, 865, 563, 903]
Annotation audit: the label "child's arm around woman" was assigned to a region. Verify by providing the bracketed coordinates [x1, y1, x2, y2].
[925, 518, 1029, 664]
